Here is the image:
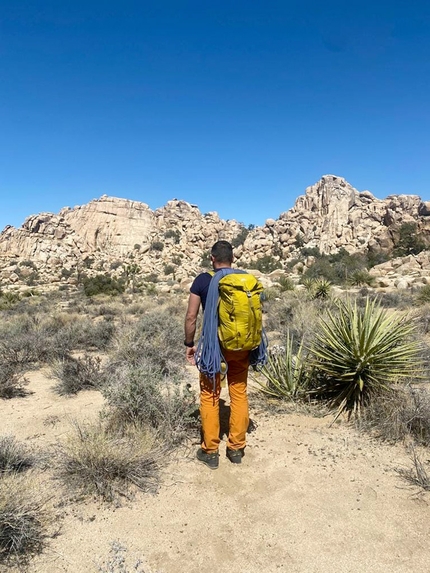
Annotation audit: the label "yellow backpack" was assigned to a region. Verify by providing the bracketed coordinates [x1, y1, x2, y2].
[210, 271, 264, 351]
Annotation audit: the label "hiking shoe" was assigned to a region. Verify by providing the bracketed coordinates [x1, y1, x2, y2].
[196, 448, 219, 470]
[226, 448, 243, 464]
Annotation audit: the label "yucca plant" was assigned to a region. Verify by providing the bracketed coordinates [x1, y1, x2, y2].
[312, 279, 331, 299]
[309, 298, 423, 420]
[254, 332, 309, 400]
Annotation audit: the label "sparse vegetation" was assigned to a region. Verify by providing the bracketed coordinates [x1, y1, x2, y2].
[102, 360, 196, 444]
[56, 421, 162, 501]
[0, 364, 28, 399]
[108, 309, 185, 377]
[277, 276, 295, 292]
[0, 475, 49, 565]
[0, 436, 34, 475]
[200, 251, 211, 268]
[231, 223, 253, 248]
[396, 446, 430, 491]
[360, 385, 430, 446]
[51, 354, 104, 395]
[416, 284, 430, 305]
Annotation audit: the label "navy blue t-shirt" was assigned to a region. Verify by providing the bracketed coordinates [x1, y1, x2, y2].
[190, 268, 231, 310]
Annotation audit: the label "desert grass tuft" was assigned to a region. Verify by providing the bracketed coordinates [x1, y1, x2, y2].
[0, 435, 34, 475]
[0, 474, 50, 565]
[102, 360, 197, 445]
[109, 308, 184, 377]
[0, 363, 28, 399]
[50, 354, 105, 395]
[396, 446, 430, 491]
[359, 385, 430, 446]
[56, 421, 163, 502]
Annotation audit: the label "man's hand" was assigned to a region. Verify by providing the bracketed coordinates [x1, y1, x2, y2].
[186, 345, 196, 365]
[185, 292, 200, 366]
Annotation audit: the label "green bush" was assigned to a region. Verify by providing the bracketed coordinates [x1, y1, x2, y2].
[312, 278, 331, 299]
[0, 291, 21, 310]
[200, 251, 211, 269]
[150, 241, 164, 252]
[60, 267, 73, 279]
[164, 229, 180, 243]
[303, 248, 370, 285]
[277, 276, 295, 292]
[416, 284, 430, 305]
[392, 222, 428, 257]
[83, 256, 95, 269]
[300, 246, 321, 258]
[349, 270, 375, 287]
[251, 255, 281, 273]
[144, 273, 158, 284]
[231, 224, 250, 248]
[83, 274, 125, 297]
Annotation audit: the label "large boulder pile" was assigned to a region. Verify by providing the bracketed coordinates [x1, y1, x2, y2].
[1, 175, 430, 291]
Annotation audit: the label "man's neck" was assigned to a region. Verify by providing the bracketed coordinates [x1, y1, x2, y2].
[212, 263, 232, 270]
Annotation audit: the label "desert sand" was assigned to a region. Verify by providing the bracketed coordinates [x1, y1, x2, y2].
[2, 366, 430, 573]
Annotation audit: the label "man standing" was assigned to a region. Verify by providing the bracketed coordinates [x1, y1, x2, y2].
[184, 240, 251, 469]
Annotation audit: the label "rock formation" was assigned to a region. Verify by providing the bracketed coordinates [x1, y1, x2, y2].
[1, 175, 430, 291]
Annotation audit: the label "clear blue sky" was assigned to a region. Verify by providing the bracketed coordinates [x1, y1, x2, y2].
[1, 0, 430, 231]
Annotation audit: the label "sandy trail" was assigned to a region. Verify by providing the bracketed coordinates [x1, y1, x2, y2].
[1, 369, 429, 573]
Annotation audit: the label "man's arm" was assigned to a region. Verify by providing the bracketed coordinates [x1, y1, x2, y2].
[184, 292, 201, 365]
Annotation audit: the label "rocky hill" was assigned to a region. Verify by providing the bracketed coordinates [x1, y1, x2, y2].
[1, 174, 430, 291]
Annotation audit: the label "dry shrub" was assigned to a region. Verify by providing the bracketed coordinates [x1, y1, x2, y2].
[0, 313, 115, 375]
[396, 446, 430, 491]
[50, 354, 105, 395]
[56, 421, 162, 502]
[0, 363, 28, 399]
[360, 385, 430, 446]
[0, 474, 50, 565]
[0, 436, 34, 475]
[109, 309, 184, 377]
[264, 292, 324, 347]
[102, 360, 197, 445]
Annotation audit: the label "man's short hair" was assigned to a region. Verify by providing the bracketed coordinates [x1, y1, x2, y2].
[211, 240, 233, 263]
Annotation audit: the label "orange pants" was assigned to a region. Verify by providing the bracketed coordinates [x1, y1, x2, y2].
[200, 349, 250, 454]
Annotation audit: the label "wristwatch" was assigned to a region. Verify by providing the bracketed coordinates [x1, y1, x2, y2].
[184, 340, 195, 347]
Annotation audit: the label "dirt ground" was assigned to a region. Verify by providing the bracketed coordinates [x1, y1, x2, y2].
[2, 367, 430, 573]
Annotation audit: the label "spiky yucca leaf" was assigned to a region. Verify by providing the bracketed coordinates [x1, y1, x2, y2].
[254, 332, 308, 400]
[309, 298, 422, 419]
